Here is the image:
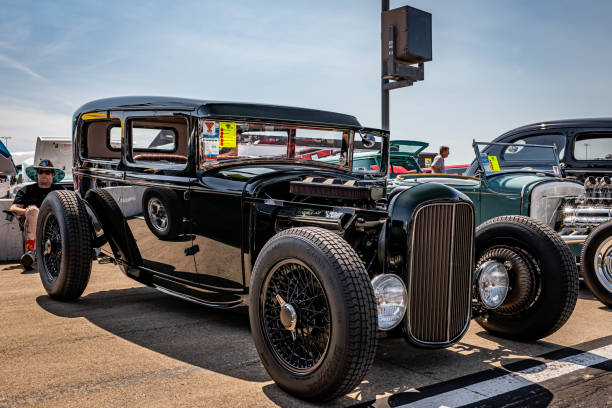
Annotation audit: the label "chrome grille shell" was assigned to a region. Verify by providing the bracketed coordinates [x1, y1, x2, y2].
[406, 201, 474, 347]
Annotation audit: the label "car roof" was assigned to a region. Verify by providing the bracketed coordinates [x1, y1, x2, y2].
[493, 117, 612, 141]
[74, 96, 363, 128]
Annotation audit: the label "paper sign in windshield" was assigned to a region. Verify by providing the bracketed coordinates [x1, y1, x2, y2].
[488, 156, 501, 172]
[480, 154, 491, 172]
[219, 122, 237, 148]
[203, 136, 219, 160]
[203, 121, 217, 136]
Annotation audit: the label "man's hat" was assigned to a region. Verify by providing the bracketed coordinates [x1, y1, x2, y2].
[25, 159, 65, 184]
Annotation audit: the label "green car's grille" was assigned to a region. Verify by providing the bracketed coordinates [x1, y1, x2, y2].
[408, 202, 474, 345]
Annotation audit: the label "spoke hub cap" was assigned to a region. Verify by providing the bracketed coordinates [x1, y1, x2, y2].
[280, 303, 297, 331]
[44, 239, 52, 255]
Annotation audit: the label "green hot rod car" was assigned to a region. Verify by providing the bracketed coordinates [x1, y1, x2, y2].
[392, 141, 612, 307]
[35, 97, 579, 401]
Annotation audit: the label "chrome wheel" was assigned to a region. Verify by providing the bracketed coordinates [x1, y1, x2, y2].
[147, 197, 168, 233]
[41, 213, 62, 281]
[594, 237, 612, 293]
[261, 259, 331, 374]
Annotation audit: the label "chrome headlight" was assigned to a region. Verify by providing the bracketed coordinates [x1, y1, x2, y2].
[371, 274, 408, 330]
[477, 260, 509, 309]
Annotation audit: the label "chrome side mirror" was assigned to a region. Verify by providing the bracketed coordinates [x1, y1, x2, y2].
[361, 133, 376, 148]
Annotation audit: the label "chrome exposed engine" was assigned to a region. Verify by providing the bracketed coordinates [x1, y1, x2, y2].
[558, 176, 612, 241]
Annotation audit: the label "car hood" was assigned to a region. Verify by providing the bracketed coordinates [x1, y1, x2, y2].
[484, 172, 558, 194]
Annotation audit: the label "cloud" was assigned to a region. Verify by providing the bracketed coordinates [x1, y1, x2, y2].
[0, 53, 44, 79]
[0, 104, 71, 152]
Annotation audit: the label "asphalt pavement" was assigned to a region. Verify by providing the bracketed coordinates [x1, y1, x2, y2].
[0, 261, 610, 408]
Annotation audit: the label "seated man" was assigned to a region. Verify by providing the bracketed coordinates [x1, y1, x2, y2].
[9, 159, 65, 269]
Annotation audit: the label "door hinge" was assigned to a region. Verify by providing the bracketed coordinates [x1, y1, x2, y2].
[183, 190, 191, 200]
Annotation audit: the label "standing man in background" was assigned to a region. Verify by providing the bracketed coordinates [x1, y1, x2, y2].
[431, 145, 449, 174]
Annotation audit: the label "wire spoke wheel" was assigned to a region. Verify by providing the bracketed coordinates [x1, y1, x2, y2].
[261, 259, 331, 374]
[42, 213, 62, 281]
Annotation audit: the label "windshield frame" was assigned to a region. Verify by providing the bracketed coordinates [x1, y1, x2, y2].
[473, 140, 561, 177]
[196, 118, 389, 178]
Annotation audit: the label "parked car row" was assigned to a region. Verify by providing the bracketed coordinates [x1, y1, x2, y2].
[30, 97, 611, 402]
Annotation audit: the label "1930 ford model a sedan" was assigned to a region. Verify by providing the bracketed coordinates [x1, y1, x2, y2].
[36, 97, 578, 401]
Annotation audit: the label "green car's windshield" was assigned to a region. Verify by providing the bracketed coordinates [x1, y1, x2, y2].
[390, 140, 428, 156]
[473, 141, 561, 176]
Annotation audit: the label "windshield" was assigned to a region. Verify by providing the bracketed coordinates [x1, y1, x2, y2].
[473, 141, 561, 176]
[348, 131, 385, 174]
[390, 140, 428, 156]
[198, 119, 358, 168]
[198, 120, 387, 175]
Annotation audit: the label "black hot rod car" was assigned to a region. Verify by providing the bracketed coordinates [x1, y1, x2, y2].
[36, 97, 578, 401]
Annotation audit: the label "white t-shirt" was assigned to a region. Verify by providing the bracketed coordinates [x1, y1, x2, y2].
[432, 154, 445, 173]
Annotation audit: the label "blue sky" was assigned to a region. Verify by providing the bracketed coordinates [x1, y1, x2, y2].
[1, 0, 611, 163]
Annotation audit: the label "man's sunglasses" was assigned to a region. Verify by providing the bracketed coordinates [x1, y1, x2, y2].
[37, 169, 54, 175]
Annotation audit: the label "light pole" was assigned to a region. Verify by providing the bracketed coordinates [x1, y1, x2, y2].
[380, 4, 431, 131]
[381, 0, 390, 131]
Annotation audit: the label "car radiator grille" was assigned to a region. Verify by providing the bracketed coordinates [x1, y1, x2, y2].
[408, 202, 474, 345]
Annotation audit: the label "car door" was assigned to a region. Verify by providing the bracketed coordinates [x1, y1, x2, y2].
[190, 119, 247, 299]
[190, 168, 245, 289]
[122, 113, 198, 283]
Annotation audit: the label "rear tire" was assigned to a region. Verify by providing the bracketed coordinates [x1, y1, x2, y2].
[37, 190, 92, 301]
[249, 227, 377, 402]
[474, 216, 578, 341]
[580, 221, 612, 308]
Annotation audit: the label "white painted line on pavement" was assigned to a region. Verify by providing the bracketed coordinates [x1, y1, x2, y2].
[396, 343, 612, 408]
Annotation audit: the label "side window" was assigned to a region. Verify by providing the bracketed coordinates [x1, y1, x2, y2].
[82, 119, 122, 160]
[109, 127, 121, 150]
[574, 133, 612, 160]
[502, 133, 566, 161]
[128, 117, 189, 168]
[353, 158, 376, 171]
[133, 127, 176, 151]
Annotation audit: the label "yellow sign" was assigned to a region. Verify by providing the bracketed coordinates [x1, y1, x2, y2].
[219, 122, 236, 148]
[488, 155, 501, 172]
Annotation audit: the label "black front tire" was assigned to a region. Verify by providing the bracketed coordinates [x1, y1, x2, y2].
[580, 221, 612, 308]
[249, 227, 377, 402]
[474, 215, 578, 341]
[37, 190, 92, 301]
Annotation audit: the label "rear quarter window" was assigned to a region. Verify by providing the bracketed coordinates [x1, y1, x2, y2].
[573, 132, 612, 160]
